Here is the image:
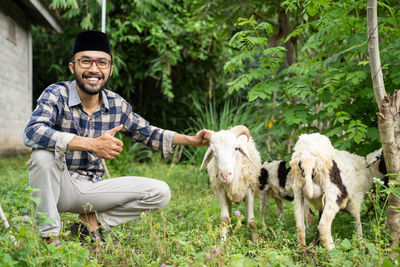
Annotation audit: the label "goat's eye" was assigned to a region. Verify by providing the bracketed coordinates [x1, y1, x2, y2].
[235, 147, 239, 151]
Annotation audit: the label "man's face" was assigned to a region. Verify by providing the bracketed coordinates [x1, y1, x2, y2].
[69, 51, 113, 95]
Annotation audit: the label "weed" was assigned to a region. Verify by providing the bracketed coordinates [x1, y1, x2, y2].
[0, 155, 397, 266]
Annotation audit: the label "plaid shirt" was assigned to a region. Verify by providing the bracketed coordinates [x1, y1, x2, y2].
[24, 81, 176, 183]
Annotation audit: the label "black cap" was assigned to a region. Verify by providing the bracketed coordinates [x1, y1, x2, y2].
[73, 30, 112, 56]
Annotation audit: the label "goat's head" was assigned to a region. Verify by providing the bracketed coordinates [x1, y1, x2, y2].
[290, 153, 315, 196]
[200, 126, 251, 183]
[290, 133, 334, 199]
[366, 148, 387, 183]
[291, 154, 328, 199]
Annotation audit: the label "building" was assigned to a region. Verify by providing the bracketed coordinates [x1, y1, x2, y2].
[0, 0, 61, 155]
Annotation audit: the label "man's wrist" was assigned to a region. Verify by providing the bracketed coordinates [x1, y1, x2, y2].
[172, 133, 192, 146]
[67, 135, 96, 152]
[188, 135, 196, 145]
[86, 137, 96, 153]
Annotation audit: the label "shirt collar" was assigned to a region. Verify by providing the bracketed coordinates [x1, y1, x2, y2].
[68, 80, 110, 112]
[68, 80, 81, 107]
[101, 90, 109, 112]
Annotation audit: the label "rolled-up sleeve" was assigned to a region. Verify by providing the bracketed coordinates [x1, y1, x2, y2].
[162, 130, 176, 158]
[120, 100, 176, 158]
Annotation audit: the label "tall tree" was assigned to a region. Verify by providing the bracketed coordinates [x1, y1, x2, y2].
[367, 0, 400, 256]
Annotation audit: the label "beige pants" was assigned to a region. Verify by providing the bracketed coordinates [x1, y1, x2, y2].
[29, 149, 171, 237]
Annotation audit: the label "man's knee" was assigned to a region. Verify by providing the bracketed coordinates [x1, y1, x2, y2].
[29, 149, 62, 190]
[30, 149, 57, 170]
[157, 181, 171, 209]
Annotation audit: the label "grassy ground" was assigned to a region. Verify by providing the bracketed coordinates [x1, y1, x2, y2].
[0, 153, 397, 266]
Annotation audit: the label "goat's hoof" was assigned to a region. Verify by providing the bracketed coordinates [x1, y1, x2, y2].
[324, 243, 335, 251]
[325, 246, 334, 251]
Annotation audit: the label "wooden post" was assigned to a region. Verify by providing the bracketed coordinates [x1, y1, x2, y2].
[101, 159, 111, 179]
[0, 204, 17, 246]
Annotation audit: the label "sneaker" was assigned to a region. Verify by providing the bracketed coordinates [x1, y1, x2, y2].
[70, 223, 107, 246]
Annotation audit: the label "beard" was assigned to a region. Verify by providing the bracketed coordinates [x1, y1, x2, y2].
[74, 67, 110, 95]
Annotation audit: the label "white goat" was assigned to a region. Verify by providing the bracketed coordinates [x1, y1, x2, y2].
[290, 133, 384, 251]
[259, 160, 315, 226]
[200, 125, 261, 240]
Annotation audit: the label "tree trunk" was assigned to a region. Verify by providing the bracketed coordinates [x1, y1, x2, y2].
[367, 0, 400, 255]
[274, 0, 296, 68]
[377, 92, 400, 254]
[367, 0, 385, 105]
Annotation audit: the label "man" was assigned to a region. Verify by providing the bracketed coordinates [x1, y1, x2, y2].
[24, 30, 210, 244]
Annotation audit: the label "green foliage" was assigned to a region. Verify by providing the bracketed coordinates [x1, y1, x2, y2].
[33, 0, 400, 158]
[224, 16, 285, 98]
[105, 134, 157, 172]
[0, 155, 99, 266]
[0, 155, 397, 266]
[223, 0, 400, 157]
[181, 98, 269, 166]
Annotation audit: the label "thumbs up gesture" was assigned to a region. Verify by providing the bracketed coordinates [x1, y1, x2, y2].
[92, 125, 124, 159]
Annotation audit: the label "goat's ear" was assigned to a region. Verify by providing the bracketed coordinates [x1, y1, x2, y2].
[238, 145, 252, 161]
[366, 148, 383, 167]
[200, 147, 213, 170]
[237, 135, 248, 143]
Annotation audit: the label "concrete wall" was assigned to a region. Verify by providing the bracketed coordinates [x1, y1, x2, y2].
[0, 8, 32, 155]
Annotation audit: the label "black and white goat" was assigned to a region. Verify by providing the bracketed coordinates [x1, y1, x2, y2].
[259, 160, 293, 219]
[200, 125, 262, 240]
[290, 133, 384, 251]
[259, 160, 314, 225]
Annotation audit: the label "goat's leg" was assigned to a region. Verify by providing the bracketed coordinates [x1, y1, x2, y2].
[245, 189, 257, 242]
[227, 198, 232, 218]
[245, 189, 256, 227]
[294, 189, 306, 249]
[275, 198, 284, 221]
[216, 189, 230, 241]
[318, 197, 340, 251]
[259, 190, 266, 223]
[304, 199, 315, 228]
[347, 202, 363, 238]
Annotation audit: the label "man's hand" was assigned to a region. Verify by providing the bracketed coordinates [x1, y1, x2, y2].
[172, 129, 213, 147]
[201, 129, 213, 146]
[193, 129, 213, 146]
[91, 125, 124, 159]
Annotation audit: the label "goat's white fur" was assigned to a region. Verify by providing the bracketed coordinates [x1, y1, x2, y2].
[290, 133, 383, 251]
[200, 127, 261, 240]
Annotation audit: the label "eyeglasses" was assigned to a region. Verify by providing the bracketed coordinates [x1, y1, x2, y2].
[72, 57, 112, 69]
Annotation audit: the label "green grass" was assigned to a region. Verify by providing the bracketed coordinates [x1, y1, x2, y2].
[0, 154, 397, 266]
